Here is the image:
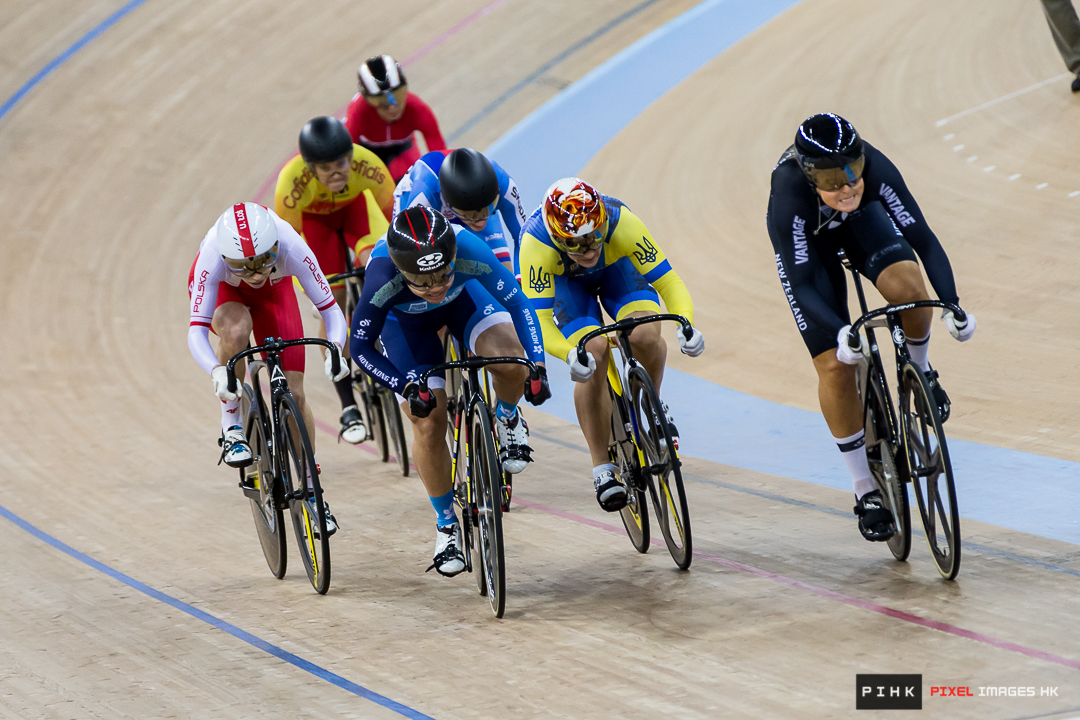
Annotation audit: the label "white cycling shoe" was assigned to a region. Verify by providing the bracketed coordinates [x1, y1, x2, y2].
[496, 410, 532, 474]
[338, 405, 368, 444]
[219, 426, 253, 468]
[427, 523, 465, 577]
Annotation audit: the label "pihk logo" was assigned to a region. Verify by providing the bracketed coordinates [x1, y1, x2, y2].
[857, 674, 922, 710]
[416, 252, 443, 269]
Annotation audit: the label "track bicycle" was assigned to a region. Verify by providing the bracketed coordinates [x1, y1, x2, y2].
[842, 254, 966, 579]
[227, 337, 342, 594]
[417, 355, 541, 618]
[442, 332, 513, 511]
[327, 266, 410, 476]
[574, 314, 694, 570]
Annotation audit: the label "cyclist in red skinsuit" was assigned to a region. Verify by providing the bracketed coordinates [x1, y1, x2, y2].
[344, 55, 447, 182]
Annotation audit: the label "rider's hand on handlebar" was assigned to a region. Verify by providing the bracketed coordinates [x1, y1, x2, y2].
[402, 383, 437, 419]
[678, 325, 705, 357]
[567, 348, 597, 383]
[942, 309, 976, 342]
[211, 365, 240, 402]
[523, 365, 551, 406]
[324, 344, 349, 382]
[835, 325, 866, 365]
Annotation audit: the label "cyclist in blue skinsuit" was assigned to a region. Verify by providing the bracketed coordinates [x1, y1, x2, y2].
[394, 148, 527, 274]
[349, 206, 549, 577]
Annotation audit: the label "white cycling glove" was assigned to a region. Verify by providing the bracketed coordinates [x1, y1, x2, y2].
[324, 344, 349, 382]
[678, 326, 705, 357]
[942, 309, 976, 342]
[211, 365, 240, 402]
[567, 348, 597, 383]
[835, 325, 866, 365]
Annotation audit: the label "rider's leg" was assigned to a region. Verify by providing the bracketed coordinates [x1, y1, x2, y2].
[473, 321, 528, 407]
[624, 310, 667, 391]
[575, 335, 615, 467]
[402, 388, 454, 518]
[874, 260, 933, 370]
[812, 349, 875, 499]
[211, 301, 253, 432]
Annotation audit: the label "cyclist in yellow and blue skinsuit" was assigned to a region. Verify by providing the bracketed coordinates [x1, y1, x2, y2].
[517, 178, 705, 511]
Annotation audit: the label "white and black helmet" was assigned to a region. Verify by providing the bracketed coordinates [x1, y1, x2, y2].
[358, 55, 406, 97]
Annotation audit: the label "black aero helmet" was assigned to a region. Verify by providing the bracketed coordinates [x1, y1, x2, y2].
[439, 148, 499, 212]
[793, 113, 865, 190]
[298, 116, 353, 164]
[387, 206, 457, 282]
[358, 55, 406, 96]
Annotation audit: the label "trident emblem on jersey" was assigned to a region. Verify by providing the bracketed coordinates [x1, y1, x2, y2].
[633, 236, 659, 265]
[529, 266, 552, 294]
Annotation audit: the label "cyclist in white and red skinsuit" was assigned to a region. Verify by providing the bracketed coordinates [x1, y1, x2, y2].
[188, 203, 348, 481]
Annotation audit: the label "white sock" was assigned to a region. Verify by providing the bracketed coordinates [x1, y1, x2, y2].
[592, 463, 616, 482]
[836, 430, 875, 499]
[220, 397, 242, 432]
[906, 330, 931, 373]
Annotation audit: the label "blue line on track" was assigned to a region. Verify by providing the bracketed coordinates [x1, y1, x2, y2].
[0, 503, 436, 720]
[485, 0, 1080, 546]
[447, 0, 664, 143]
[0, 0, 151, 124]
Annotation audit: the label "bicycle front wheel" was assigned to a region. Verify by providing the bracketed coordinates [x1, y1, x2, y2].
[380, 389, 410, 476]
[863, 368, 911, 562]
[279, 394, 332, 594]
[629, 367, 691, 569]
[900, 362, 960, 579]
[242, 384, 286, 578]
[470, 402, 505, 617]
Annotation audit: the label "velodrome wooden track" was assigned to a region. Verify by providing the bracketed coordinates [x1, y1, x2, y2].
[1, 0, 1078, 718]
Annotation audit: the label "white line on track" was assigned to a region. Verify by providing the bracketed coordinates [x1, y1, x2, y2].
[936, 72, 1072, 126]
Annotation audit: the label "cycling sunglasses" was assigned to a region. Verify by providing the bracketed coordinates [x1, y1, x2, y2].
[558, 223, 608, 255]
[364, 86, 408, 109]
[402, 263, 455, 290]
[223, 243, 279, 277]
[805, 155, 866, 192]
[448, 197, 499, 225]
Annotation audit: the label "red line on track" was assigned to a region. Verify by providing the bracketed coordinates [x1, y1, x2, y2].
[315, 418, 1080, 671]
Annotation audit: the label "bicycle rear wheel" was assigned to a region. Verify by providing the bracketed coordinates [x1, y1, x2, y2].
[863, 368, 911, 561]
[629, 367, 691, 569]
[610, 391, 649, 553]
[242, 384, 286, 578]
[470, 402, 505, 617]
[279, 394, 332, 594]
[900, 362, 960, 579]
[380, 389, 410, 476]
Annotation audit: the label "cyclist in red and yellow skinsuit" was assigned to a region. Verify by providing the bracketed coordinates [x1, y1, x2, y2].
[273, 116, 394, 442]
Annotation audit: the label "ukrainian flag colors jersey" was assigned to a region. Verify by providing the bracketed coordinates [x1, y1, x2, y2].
[517, 195, 694, 361]
[274, 144, 396, 236]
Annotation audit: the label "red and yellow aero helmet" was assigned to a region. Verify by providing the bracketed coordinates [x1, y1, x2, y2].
[542, 178, 608, 253]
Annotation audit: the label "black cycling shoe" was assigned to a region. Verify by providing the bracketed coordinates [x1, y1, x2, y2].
[854, 490, 895, 542]
[925, 369, 950, 423]
[594, 470, 628, 512]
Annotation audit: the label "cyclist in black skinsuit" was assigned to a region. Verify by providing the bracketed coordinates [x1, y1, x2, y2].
[766, 113, 977, 542]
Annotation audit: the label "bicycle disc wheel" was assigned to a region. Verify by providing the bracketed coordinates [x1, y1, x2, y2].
[470, 402, 505, 617]
[900, 362, 961, 579]
[863, 369, 911, 562]
[242, 384, 286, 578]
[279, 394, 332, 594]
[381, 389, 410, 476]
[357, 376, 389, 462]
[629, 367, 691, 569]
[610, 395, 649, 553]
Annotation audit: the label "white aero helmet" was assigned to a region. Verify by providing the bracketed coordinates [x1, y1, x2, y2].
[215, 202, 279, 274]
